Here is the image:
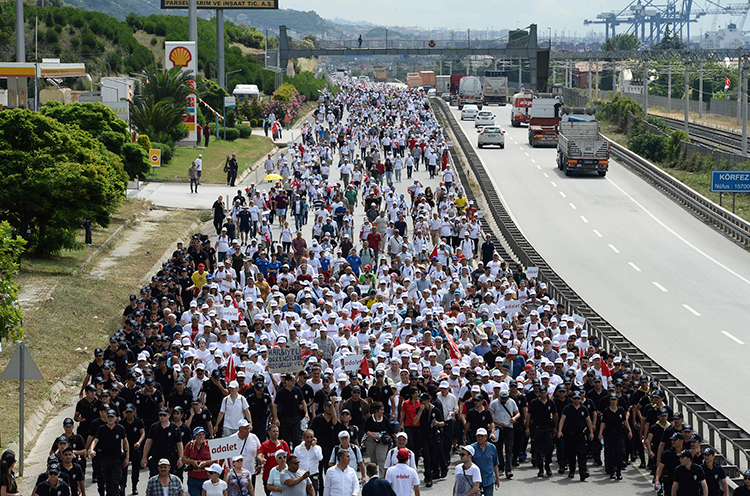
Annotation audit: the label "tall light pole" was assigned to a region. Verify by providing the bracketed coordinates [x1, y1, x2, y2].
[223, 69, 242, 140]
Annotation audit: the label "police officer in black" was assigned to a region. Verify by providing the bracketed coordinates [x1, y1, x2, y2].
[552, 385, 569, 473]
[90, 409, 129, 496]
[672, 449, 707, 496]
[140, 407, 184, 476]
[525, 385, 557, 477]
[654, 433, 684, 495]
[120, 403, 145, 495]
[557, 390, 594, 481]
[168, 378, 194, 420]
[700, 447, 729, 496]
[134, 377, 164, 433]
[245, 376, 274, 442]
[598, 394, 632, 480]
[35, 464, 71, 496]
[415, 392, 445, 487]
[735, 469, 750, 496]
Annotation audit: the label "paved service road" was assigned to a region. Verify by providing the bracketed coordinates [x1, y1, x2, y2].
[448, 104, 750, 433]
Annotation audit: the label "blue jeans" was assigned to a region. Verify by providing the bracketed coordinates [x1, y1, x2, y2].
[187, 476, 204, 496]
[483, 484, 494, 496]
[386, 171, 393, 184]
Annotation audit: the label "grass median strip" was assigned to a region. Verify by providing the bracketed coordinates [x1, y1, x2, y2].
[0, 202, 201, 451]
[148, 135, 274, 184]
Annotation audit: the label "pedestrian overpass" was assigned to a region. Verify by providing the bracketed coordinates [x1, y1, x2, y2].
[276, 24, 551, 92]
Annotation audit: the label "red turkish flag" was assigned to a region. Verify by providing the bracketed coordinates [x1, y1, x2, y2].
[725, 76, 732, 89]
[438, 320, 462, 361]
[360, 356, 370, 378]
[429, 246, 438, 260]
[225, 355, 237, 382]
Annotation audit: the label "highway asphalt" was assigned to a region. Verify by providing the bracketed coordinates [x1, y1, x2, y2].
[447, 104, 750, 433]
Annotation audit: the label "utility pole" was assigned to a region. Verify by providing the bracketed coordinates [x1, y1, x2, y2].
[684, 60, 690, 134]
[738, 55, 743, 126]
[217, 10, 225, 89]
[16, 0, 25, 63]
[188, 0, 197, 44]
[698, 59, 703, 118]
[743, 57, 748, 156]
[467, 29, 471, 48]
[595, 56, 599, 100]
[668, 61, 672, 112]
[588, 57, 592, 101]
[644, 58, 649, 114]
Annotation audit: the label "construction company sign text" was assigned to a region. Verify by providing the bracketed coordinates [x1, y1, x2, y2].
[161, 0, 277, 8]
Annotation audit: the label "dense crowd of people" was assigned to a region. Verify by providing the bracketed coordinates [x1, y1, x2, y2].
[2, 75, 748, 496]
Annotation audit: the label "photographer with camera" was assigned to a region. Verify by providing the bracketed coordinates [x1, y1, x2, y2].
[363, 402, 395, 477]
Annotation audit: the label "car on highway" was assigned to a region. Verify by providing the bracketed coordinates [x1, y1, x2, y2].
[475, 110, 496, 128]
[461, 105, 479, 120]
[477, 126, 505, 148]
[441, 92, 451, 102]
[427, 88, 437, 97]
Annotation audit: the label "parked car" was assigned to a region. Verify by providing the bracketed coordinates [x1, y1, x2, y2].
[477, 126, 505, 148]
[474, 110, 496, 127]
[461, 105, 479, 120]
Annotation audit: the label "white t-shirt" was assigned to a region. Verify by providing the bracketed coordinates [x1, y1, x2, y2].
[202, 479, 227, 496]
[385, 464, 420, 496]
[453, 463, 482, 495]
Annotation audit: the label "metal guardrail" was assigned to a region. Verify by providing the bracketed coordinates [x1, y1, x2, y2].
[607, 140, 750, 247]
[430, 96, 750, 482]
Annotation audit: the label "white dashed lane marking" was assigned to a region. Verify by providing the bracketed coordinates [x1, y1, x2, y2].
[593, 229, 603, 238]
[543, 173, 549, 178]
[550, 181, 557, 187]
[559, 191, 566, 198]
[652, 282, 668, 292]
[629, 262, 642, 272]
[569, 203, 577, 210]
[525, 152, 530, 156]
[682, 304, 701, 316]
[581, 216, 589, 223]
[608, 244, 620, 253]
[536, 165, 542, 170]
[722, 331, 745, 345]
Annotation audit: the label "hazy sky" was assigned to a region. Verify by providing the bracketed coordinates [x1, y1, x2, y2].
[280, 0, 731, 39]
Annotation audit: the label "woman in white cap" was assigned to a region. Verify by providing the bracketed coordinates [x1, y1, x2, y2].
[202, 464, 227, 496]
[226, 455, 253, 496]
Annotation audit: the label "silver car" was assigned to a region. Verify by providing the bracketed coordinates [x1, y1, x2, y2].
[477, 126, 505, 148]
[474, 110, 496, 128]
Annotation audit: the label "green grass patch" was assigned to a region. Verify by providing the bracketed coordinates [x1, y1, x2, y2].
[147, 135, 274, 184]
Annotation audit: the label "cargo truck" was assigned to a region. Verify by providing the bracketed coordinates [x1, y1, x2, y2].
[458, 76, 483, 109]
[527, 94, 563, 147]
[436, 75, 450, 95]
[373, 68, 388, 82]
[482, 71, 508, 105]
[419, 71, 436, 88]
[556, 109, 609, 177]
[510, 89, 533, 126]
[406, 72, 423, 88]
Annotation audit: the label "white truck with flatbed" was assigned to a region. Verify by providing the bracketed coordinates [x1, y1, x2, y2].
[556, 110, 609, 177]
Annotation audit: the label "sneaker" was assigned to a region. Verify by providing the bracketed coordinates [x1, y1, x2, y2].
[558, 467, 566, 474]
[506, 472, 513, 480]
[568, 472, 575, 478]
[537, 470, 544, 478]
[616, 473, 622, 480]
[545, 466, 552, 477]
[426, 481, 433, 488]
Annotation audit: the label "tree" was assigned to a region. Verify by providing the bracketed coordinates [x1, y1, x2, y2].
[601, 33, 640, 51]
[40, 101, 150, 179]
[130, 66, 193, 144]
[0, 109, 127, 255]
[654, 25, 686, 50]
[0, 222, 26, 341]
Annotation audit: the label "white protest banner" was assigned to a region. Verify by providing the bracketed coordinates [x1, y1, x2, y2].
[218, 305, 239, 321]
[342, 354, 364, 373]
[267, 348, 303, 374]
[526, 267, 539, 278]
[502, 300, 522, 316]
[207, 435, 241, 459]
[220, 280, 236, 294]
[572, 314, 586, 329]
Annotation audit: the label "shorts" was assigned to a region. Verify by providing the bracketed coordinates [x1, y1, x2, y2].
[276, 208, 287, 217]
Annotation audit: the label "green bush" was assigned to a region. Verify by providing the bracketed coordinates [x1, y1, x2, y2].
[151, 141, 173, 164]
[136, 134, 152, 152]
[237, 125, 252, 139]
[628, 133, 668, 163]
[250, 118, 259, 127]
[150, 37, 158, 46]
[666, 130, 689, 165]
[223, 127, 240, 141]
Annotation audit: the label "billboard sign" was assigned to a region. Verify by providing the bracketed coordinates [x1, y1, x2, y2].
[165, 42, 197, 143]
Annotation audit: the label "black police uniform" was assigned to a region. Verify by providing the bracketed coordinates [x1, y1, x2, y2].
[527, 396, 556, 474]
[552, 395, 569, 471]
[418, 402, 445, 484]
[701, 462, 726, 496]
[168, 388, 194, 420]
[119, 416, 145, 493]
[93, 422, 128, 496]
[600, 404, 628, 477]
[59, 462, 83, 496]
[35, 478, 71, 496]
[673, 463, 705, 496]
[134, 388, 163, 432]
[275, 384, 305, 448]
[659, 447, 681, 496]
[145, 421, 182, 476]
[560, 402, 591, 479]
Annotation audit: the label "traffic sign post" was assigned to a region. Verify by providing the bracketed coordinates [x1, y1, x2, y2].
[223, 96, 236, 141]
[710, 170, 750, 213]
[1, 341, 44, 476]
[149, 148, 161, 174]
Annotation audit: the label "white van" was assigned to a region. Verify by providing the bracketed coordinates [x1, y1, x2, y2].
[427, 88, 437, 97]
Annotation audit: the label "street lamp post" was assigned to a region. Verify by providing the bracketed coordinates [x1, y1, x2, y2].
[223, 69, 242, 140]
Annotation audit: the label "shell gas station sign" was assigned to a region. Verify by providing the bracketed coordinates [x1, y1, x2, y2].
[165, 41, 197, 143]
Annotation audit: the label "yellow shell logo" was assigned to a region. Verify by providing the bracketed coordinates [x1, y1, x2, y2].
[169, 46, 192, 67]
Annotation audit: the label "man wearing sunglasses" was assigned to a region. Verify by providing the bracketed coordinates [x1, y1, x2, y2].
[453, 446, 481, 496]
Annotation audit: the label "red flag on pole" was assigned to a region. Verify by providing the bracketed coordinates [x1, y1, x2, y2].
[725, 76, 732, 90]
[429, 245, 438, 260]
[393, 335, 401, 348]
[225, 354, 237, 382]
[438, 320, 462, 361]
[360, 356, 370, 377]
